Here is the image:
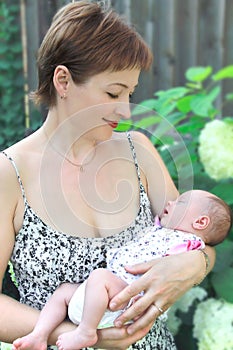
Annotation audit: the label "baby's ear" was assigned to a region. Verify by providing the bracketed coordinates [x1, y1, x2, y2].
[192, 215, 210, 230]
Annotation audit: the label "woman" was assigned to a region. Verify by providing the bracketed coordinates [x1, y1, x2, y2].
[0, 2, 215, 349]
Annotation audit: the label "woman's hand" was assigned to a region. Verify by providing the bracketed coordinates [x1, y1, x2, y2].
[109, 250, 212, 335]
[94, 322, 153, 350]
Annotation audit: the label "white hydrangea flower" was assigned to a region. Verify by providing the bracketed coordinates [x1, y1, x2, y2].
[193, 298, 233, 350]
[198, 119, 233, 180]
[167, 287, 207, 335]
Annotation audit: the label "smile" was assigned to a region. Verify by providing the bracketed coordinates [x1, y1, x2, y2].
[102, 118, 119, 129]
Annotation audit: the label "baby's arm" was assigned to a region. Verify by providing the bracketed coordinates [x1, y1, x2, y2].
[13, 283, 78, 350]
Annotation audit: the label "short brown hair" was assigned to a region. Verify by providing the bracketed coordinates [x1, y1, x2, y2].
[207, 196, 232, 246]
[32, 1, 153, 107]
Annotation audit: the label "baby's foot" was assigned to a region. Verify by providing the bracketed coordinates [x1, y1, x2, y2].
[56, 328, 97, 350]
[12, 332, 47, 350]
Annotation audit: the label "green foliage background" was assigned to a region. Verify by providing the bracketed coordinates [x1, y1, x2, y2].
[0, 2, 25, 149]
[0, 1, 40, 151]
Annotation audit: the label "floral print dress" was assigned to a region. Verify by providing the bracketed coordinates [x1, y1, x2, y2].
[2, 133, 177, 349]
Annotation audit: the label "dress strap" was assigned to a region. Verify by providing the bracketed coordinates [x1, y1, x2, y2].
[1, 151, 27, 205]
[126, 132, 144, 190]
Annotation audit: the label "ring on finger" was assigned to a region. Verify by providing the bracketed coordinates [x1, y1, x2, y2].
[153, 303, 164, 314]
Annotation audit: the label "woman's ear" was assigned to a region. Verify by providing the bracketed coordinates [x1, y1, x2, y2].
[53, 65, 70, 99]
[192, 215, 210, 230]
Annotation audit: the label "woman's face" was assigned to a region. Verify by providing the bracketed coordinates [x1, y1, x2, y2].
[64, 69, 140, 139]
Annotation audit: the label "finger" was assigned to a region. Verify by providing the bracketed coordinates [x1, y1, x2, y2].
[95, 325, 148, 349]
[153, 303, 165, 314]
[113, 294, 153, 327]
[96, 325, 127, 341]
[126, 304, 159, 335]
[110, 282, 142, 310]
[124, 260, 158, 275]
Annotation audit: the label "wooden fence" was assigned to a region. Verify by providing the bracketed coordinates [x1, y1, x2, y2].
[23, 0, 233, 113]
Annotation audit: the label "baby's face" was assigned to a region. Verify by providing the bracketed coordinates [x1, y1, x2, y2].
[160, 192, 191, 229]
[160, 191, 206, 230]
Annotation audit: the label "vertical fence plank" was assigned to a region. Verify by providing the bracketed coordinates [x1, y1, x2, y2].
[155, 0, 175, 90]
[174, 0, 198, 85]
[198, 0, 225, 70]
[131, 0, 156, 102]
[23, 0, 40, 122]
[198, 0, 226, 113]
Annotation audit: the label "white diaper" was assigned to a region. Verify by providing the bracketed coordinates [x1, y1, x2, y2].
[68, 280, 126, 329]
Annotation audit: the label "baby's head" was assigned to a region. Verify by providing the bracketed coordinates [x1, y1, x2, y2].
[160, 190, 232, 245]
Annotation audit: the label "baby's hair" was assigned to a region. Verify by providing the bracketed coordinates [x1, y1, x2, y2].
[207, 196, 232, 246]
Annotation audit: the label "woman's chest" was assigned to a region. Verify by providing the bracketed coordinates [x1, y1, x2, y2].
[15, 159, 145, 238]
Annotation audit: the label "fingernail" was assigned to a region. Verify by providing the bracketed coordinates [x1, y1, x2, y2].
[110, 302, 116, 309]
[115, 321, 122, 327]
[127, 328, 134, 335]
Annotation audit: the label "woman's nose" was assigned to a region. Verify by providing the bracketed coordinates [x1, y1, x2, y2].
[114, 102, 131, 120]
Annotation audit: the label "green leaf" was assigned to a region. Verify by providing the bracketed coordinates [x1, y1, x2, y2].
[211, 182, 233, 204]
[151, 87, 190, 116]
[115, 120, 132, 132]
[186, 82, 201, 89]
[211, 266, 233, 302]
[0, 60, 11, 70]
[190, 86, 220, 117]
[225, 93, 233, 101]
[176, 95, 194, 113]
[134, 99, 157, 114]
[212, 65, 233, 80]
[167, 111, 187, 125]
[176, 118, 205, 134]
[185, 66, 212, 82]
[154, 87, 190, 100]
[10, 42, 22, 53]
[213, 240, 233, 272]
[223, 117, 233, 126]
[134, 115, 161, 129]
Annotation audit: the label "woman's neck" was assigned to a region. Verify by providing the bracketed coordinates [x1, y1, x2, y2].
[42, 113, 97, 164]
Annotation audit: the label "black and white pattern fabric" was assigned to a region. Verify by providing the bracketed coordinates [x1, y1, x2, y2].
[2, 133, 177, 349]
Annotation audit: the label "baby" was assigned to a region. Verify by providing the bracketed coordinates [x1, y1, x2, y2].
[13, 189, 232, 350]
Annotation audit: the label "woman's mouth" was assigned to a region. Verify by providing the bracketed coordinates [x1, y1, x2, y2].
[103, 118, 118, 129]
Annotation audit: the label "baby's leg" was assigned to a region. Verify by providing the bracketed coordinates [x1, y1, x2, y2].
[56, 268, 128, 350]
[13, 283, 78, 350]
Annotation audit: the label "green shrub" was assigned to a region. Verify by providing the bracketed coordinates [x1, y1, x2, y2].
[0, 1, 41, 151]
[0, 2, 25, 149]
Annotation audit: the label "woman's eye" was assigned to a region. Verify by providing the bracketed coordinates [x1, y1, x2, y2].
[107, 92, 119, 99]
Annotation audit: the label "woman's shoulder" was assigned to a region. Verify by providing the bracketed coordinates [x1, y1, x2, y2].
[111, 131, 161, 170]
[2, 128, 42, 163]
[126, 130, 162, 165]
[0, 151, 21, 213]
[112, 130, 154, 148]
[0, 129, 42, 183]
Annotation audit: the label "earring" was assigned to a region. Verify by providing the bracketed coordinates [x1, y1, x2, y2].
[60, 93, 67, 99]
